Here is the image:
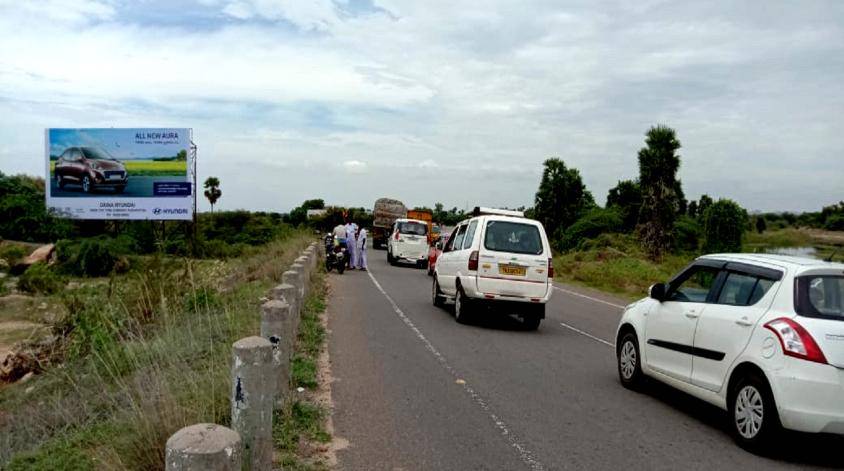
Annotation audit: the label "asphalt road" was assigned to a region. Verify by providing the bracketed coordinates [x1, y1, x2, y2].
[329, 252, 844, 470]
[49, 175, 184, 198]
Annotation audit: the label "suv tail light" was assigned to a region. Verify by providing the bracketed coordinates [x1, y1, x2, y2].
[764, 317, 827, 364]
[395, 231, 400, 240]
[548, 258, 554, 278]
[468, 250, 479, 271]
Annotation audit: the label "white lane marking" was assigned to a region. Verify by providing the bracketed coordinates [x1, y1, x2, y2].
[552, 285, 626, 310]
[559, 322, 615, 348]
[366, 270, 546, 471]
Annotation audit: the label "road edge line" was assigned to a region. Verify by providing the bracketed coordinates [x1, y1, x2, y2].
[553, 284, 626, 309]
[559, 321, 615, 348]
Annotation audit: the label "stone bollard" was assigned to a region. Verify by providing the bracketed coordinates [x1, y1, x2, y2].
[295, 257, 310, 293]
[165, 423, 241, 471]
[291, 263, 306, 298]
[283, 268, 304, 304]
[231, 337, 274, 471]
[260, 299, 291, 409]
[272, 283, 300, 346]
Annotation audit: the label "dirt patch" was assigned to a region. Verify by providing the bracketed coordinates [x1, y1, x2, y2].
[313, 280, 348, 468]
[0, 321, 48, 365]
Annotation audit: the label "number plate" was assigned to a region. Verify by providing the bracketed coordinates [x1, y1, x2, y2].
[499, 264, 526, 276]
[108, 174, 122, 180]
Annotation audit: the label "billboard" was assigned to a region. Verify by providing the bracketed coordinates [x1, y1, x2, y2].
[46, 128, 194, 220]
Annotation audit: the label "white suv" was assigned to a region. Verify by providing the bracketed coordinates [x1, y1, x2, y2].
[616, 253, 844, 450]
[432, 208, 553, 330]
[387, 218, 429, 269]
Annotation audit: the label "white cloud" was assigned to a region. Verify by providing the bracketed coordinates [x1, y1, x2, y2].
[0, 1, 843, 212]
[342, 160, 367, 174]
[221, 0, 341, 31]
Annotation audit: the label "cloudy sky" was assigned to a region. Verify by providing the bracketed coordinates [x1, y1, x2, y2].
[1, 0, 842, 213]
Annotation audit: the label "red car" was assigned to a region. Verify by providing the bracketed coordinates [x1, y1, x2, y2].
[54, 146, 128, 193]
[426, 232, 449, 276]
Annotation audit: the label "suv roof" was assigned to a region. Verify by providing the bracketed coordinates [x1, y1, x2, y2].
[699, 253, 844, 273]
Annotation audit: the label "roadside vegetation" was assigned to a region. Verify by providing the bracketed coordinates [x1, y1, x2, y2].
[274, 271, 332, 470]
[533, 126, 844, 300]
[0, 171, 330, 469]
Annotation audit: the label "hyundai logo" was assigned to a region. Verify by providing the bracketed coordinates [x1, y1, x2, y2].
[153, 208, 162, 215]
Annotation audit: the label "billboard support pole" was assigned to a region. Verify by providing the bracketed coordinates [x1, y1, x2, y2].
[190, 139, 198, 257]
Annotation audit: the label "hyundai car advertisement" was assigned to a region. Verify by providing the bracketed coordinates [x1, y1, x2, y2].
[45, 128, 194, 220]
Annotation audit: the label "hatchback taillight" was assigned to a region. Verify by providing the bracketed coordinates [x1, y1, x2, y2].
[395, 232, 400, 240]
[468, 250, 479, 271]
[548, 258, 554, 278]
[764, 317, 827, 364]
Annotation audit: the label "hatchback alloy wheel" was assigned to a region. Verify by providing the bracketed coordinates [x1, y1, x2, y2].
[619, 340, 637, 380]
[734, 385, 764, 440]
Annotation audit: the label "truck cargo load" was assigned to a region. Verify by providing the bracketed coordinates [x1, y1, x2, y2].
[372, 198, 407, 249]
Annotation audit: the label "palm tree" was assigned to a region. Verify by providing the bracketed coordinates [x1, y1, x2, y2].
[204, 177, 222, 212]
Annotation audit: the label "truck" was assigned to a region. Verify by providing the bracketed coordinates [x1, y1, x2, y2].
[406, 209, 434, 244]
[372, 198, 407, 249]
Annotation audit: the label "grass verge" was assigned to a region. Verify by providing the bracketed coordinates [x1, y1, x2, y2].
[0, 232, 314, 469]
[273, 270, 332, 470]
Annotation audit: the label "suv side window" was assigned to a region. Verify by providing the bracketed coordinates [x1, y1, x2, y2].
[451, 224, 468, 252]
[71, 148, 83, 161]
[462, 220, 478, 250]
[443, 225, 464, 252]
[667, 265, 720, 303]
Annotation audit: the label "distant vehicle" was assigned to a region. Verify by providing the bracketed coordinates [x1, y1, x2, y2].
[407, 209, 434, 244]
[432, 207, 553, 330]
[616, 254, 844, 450]
[372, 198, 407, 250]
[387, 218, 429, 268]
[54, 146, 128, 193]
[427, 232, 449, 276]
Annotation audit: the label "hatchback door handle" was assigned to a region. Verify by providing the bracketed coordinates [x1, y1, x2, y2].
[735, 318, 753, 327]
[684, 312, 699, 319]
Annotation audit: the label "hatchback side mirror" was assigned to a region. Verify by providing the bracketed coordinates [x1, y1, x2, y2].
[649, 283, 667, 302]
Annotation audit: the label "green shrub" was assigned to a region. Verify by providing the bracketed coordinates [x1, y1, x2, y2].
[77, 239, 117, 277]
[558, 208, 623, 251]
[0, 245, 27, 266]
[825, 214, 844, 231]
[18, 262, 64, 294]
[673, 215, 700, 252]
[702, 199, 748, 253]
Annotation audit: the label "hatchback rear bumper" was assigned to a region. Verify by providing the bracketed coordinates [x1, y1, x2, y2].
[770, 359, 844, 434]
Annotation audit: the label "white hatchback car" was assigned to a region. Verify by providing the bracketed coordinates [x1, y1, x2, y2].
[616, 253, 844, 449]
[432, 208, 553, 330]
[387, 218, 429, 269]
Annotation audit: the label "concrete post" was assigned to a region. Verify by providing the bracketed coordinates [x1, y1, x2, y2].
[272, 282, 300, 344]
[260, 299, 291, 409]
[295, 257, 309, 294]
[231, 336, 274, 471]
[291, 263, 306, 298]
[165, 423, 241, 471]
[304, 247, 315, 270]
[283, 269, 303, 307]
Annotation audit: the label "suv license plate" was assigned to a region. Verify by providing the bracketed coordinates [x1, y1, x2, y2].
[499, 265, 526, 276]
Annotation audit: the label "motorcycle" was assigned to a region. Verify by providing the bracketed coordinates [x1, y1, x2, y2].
[324, 233, 347, 274]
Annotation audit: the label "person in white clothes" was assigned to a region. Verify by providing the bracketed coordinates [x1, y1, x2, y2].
[345, 221, 357, 269]
[356, 227, 367, 270]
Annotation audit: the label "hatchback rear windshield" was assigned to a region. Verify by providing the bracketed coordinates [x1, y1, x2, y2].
[81, 147, 114, 160]
[795, 275, 844, 321]
[483, 221, 543, 255]
[398, 222, 427, 236]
